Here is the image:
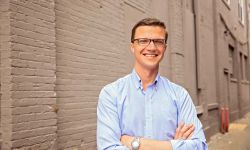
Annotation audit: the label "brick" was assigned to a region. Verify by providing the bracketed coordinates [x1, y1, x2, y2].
[57, 118, 96, 131]
[12, 105, 54, 115]
[11, 67, 55, 77]
[11, 35, 55, 49]
[58, 108, 96, 117]
[10, 2, 54, 22]
[13, 112, 56, 123]
[11, 0, 54, 16]
[12, 91, 56, 99]
[57, 113, 96, 124]
[57, 97, 98, 105]
[10, 57, 54, 69]
[58, 130, 95, 145]
[57, 124, 96, 137]
[12, 75, 55, 84]
[12, 135, 56, 149]
[12, 126, 57, 140]
[12, 83, 55, 91]
[12, 43, 56, 56]
[58, 139, 81, 149]
[57, 102, 97, 110]
[13, 119, 57, 132]
[11, 26, 55, 43]
[11, 51, 56, 65]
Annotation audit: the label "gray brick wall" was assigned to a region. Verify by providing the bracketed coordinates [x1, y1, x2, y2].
[2, 0, 179, 149]
[0, 0, 249, 149]
[55, 0, 128, 149]
[1, 0, 11, 148]
[168, 0, 185, 86]
[1, 0, 57, 149]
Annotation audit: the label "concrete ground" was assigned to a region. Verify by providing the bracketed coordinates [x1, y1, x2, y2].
[208, 112, 250, 150]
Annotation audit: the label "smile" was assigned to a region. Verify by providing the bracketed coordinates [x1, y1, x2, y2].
[143, 54, 158, 57]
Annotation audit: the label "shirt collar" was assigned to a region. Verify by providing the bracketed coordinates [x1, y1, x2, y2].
[132, 69, 160, 90]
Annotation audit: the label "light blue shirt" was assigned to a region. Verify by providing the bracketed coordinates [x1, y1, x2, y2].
[97, 70, 207, 150]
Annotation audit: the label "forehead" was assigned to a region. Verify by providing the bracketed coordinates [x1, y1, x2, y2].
[134, 26, 166, 38]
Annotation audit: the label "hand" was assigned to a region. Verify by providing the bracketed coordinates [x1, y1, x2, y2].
[120, 135, 133, 149]
[174, 122, 195, 140]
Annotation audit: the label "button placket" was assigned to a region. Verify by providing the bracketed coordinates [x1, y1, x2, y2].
[144, 87, 153, 138]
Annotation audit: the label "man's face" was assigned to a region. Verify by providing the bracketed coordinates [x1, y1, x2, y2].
[131, 26, 167, 70]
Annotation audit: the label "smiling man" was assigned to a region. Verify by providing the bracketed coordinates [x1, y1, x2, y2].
[97, 18, 207, 150]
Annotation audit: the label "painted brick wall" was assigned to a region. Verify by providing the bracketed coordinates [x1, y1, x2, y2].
[3, 0, 249, 149]
[0, 0, 11, 148]
[1, 0, 192, 149]
[168, 0, 185, 86]
[55, 0, 128, 149]
[0, 0, 173, 149]
[1, 0, 57, 149]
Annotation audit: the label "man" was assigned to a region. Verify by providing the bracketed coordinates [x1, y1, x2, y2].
[97, 18, 207, 150]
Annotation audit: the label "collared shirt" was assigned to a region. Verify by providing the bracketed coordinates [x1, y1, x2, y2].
[97, 70, 207, 150]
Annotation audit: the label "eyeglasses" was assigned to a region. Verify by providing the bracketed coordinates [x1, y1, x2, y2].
[132, 38, 166, 48]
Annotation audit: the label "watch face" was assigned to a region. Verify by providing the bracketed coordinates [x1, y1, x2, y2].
[132, 141, 139, 148]
[131, 138, 140, 150]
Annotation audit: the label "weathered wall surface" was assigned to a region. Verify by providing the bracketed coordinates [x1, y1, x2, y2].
[1, 0, 57, 149]
[0, 0, 250, 149]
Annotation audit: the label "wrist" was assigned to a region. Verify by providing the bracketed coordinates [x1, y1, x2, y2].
[121, 135, 134, 149]
[131, 137, 141, 150]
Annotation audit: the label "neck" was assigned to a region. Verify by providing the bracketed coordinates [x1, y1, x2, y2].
[134, 65, 159, 90]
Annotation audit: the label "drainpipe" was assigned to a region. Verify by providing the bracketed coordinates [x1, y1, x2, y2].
[246, 0, 250, 112]
[212, 0, 220, 110]
[193, 0, 201, 93]
[193, 0, 210, 132]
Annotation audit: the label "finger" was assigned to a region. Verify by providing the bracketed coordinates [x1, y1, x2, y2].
[179, 125, 189, 138]
[187, 132, 194, 140]
[174, 127, 180, 139]
[179, 124, 194, 139]
[187, 124, 195, 139]
[183, 125, 195, 140]
[175, 122, 184, 139]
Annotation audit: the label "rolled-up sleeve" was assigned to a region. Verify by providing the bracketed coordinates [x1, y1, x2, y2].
[97, 85, 129, 150]
[170, 139, 207, 150]
[171, 88, 208, 150]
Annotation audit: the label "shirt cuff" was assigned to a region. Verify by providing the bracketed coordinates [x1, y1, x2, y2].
[170, 139, 185, 150]
[113, 145, 130, 150]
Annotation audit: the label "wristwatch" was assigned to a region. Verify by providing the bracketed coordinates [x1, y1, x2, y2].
[131, 137, 140, 150]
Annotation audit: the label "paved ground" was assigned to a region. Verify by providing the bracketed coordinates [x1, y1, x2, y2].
[208, 112, 250, 150]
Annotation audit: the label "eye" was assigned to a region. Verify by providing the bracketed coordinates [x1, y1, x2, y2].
[154, 39, 165, 45]
[138, 39, 150, 45]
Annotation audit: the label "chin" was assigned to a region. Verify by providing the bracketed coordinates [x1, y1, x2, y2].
[143, 64, 159, 70]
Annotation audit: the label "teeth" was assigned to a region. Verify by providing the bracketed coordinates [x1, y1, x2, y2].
[144, 54, 157, 57]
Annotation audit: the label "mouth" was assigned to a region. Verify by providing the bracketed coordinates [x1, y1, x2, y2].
[143, 53, 159, 57]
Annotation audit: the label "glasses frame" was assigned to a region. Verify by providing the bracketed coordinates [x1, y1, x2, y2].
[132, 38, 166, 48]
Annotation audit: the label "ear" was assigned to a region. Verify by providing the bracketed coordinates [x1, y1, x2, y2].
[130, 43, 135, 53]
[164, 44, 167, 51]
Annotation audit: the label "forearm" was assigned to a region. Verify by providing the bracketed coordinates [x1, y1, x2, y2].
[121, 135, 207, 150]
[140, 138, 173, 150]
[121, 135, 172, 150]
[141, 138, 207, 150]
[170, 139, 207, 150]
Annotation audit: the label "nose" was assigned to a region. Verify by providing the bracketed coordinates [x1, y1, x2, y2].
[146, 40, 157, 49]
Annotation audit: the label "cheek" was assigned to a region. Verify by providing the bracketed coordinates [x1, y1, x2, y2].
[134, 49, 142, 55]
[131, 48, 135, 53]
[161, 49, 166, 55]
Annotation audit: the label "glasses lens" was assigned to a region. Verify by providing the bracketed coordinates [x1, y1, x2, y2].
[134, 38, 165, 48]
[153, 39, 165, 47]
[137, 39, 150, 46]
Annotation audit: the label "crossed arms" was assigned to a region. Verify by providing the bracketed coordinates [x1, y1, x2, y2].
[97, 86, 208, 150]
[120, 123, 195, 150]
